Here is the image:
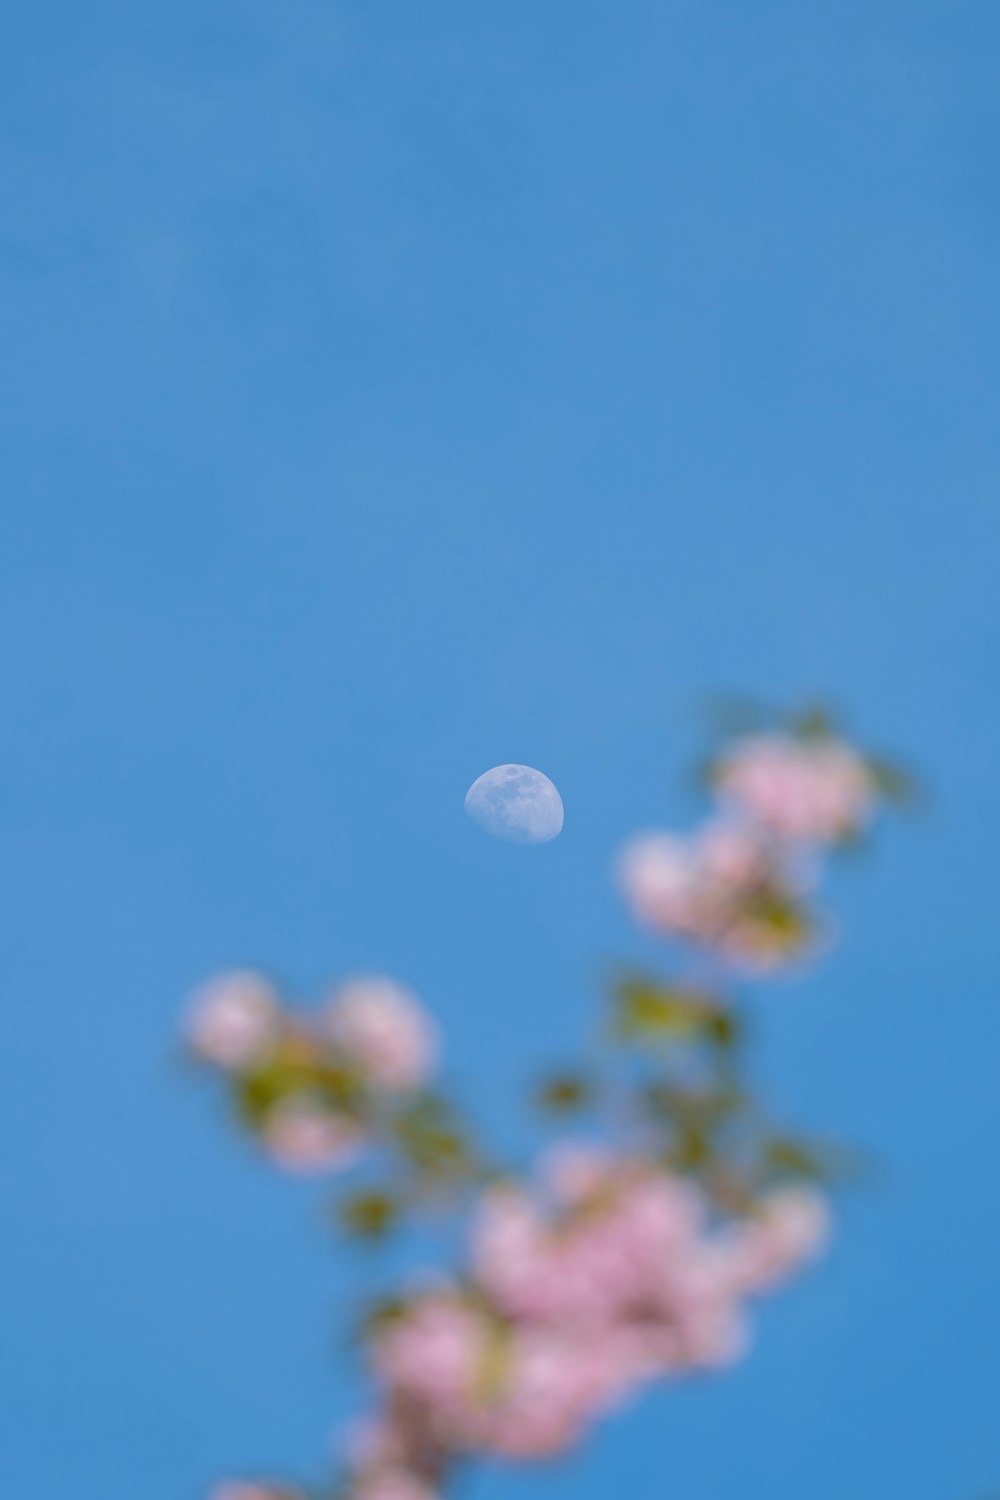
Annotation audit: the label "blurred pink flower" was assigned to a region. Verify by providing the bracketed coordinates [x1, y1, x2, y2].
[469, 1324, 636, 1458]
[371, 1289, 634, 1460]
[185, 971, 279, 1070]
[355, 1470, 439, 1500]
[262, 1096, 364, 1174]
[326, 977, 437, 1091]
[541, 1143, 616, 1205]
[372, 1292, 483, 1407]
[343, 1415, 412, 1474]
[210, 1485, 298, 1500]
[472, 1162, 704, 1329]
[723, 1187, 831, 1292]
[716, 733, 874, 844]
[616, 822, 812, 969]
[615, 832, 703, 935]
[471, 1154, 828, 1388]
[697, 821, 779, 888]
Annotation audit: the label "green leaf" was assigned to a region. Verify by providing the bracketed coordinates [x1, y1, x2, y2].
[791, 703, 839, 740]
[613, 978, 730, 1047]
[234, 1052, 364, 1129]
[764, 1137, 825, 1177]
[642, 1081, 746, 1132]
[669, 1128, 710, 1171]
[763, 1134, 870, 1185]
[534, 1073, 593, 1113]
[337, 1189, 401, 1241]
[391, 1094, 476, 1181]
[738, 888, 816, 957]
[705, 1007, 741, 1049]
[691, 754, 721, 792]
[865, 754, 923, 807]
[355, 1293, 409, 1342]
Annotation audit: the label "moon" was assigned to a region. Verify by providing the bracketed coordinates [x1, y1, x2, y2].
[464, 764, 564, 844]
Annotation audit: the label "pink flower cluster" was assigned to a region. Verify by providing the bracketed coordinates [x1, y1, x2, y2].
[188, 715, 894, 1500]
[185, 971, 437, 1174]
[617, 729, 879, 969]
[617, 821, 813, 969]
[359, 1149, 828, 1478]
[716, 733, 875, 844]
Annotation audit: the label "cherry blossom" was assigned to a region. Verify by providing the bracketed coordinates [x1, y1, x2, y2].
[262, 1096, 365, 1174]
[184, 712, 903, 1500]
[721, 1187, 831, 1292]
[370, 1289, 635, 1460]
[715, 733, 875, 844]
[367, 1153, 830, 1469]
[326, 977, 437, 1092]
[210, 1485, 300, 1500]
[355, 1469, 440, 1500]
[185, 971, 279, 1069]
[617, 821, 813, 969]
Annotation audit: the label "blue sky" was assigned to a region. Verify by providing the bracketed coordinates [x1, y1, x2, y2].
[2, 2, 999, 1496]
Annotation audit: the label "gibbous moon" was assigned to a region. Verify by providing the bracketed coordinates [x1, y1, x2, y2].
[464, 764, 565, 844]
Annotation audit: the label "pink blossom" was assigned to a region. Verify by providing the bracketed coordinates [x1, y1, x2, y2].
[262, 1096, 364, 1174]
[372, 1290, 636, 1460]
[616, 832, 704, 935]
[355, 1470, 439, 1500]
[697, 820, 783, 889]
[716, 734, 874, 844]
[723, 1187, 831, 1292]
[371, 1293, 484, 1407]
[368, 1161, 831, 1467]
[185, 971, 279, 1069]
[473, 1156, 827, 1381]
[343, 1410, 443, 1494]
[616, 823, 811, 969]
[645, 1244, 751, 1369]
[210, 1485, 298, 1500]
[472, 1164, 704, 1329]
[542, 1143, 616, 1205]
[470, 1324, 636, 1458]
[343, 1417, 407, 1474]
[326, 977, 437, 1091]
